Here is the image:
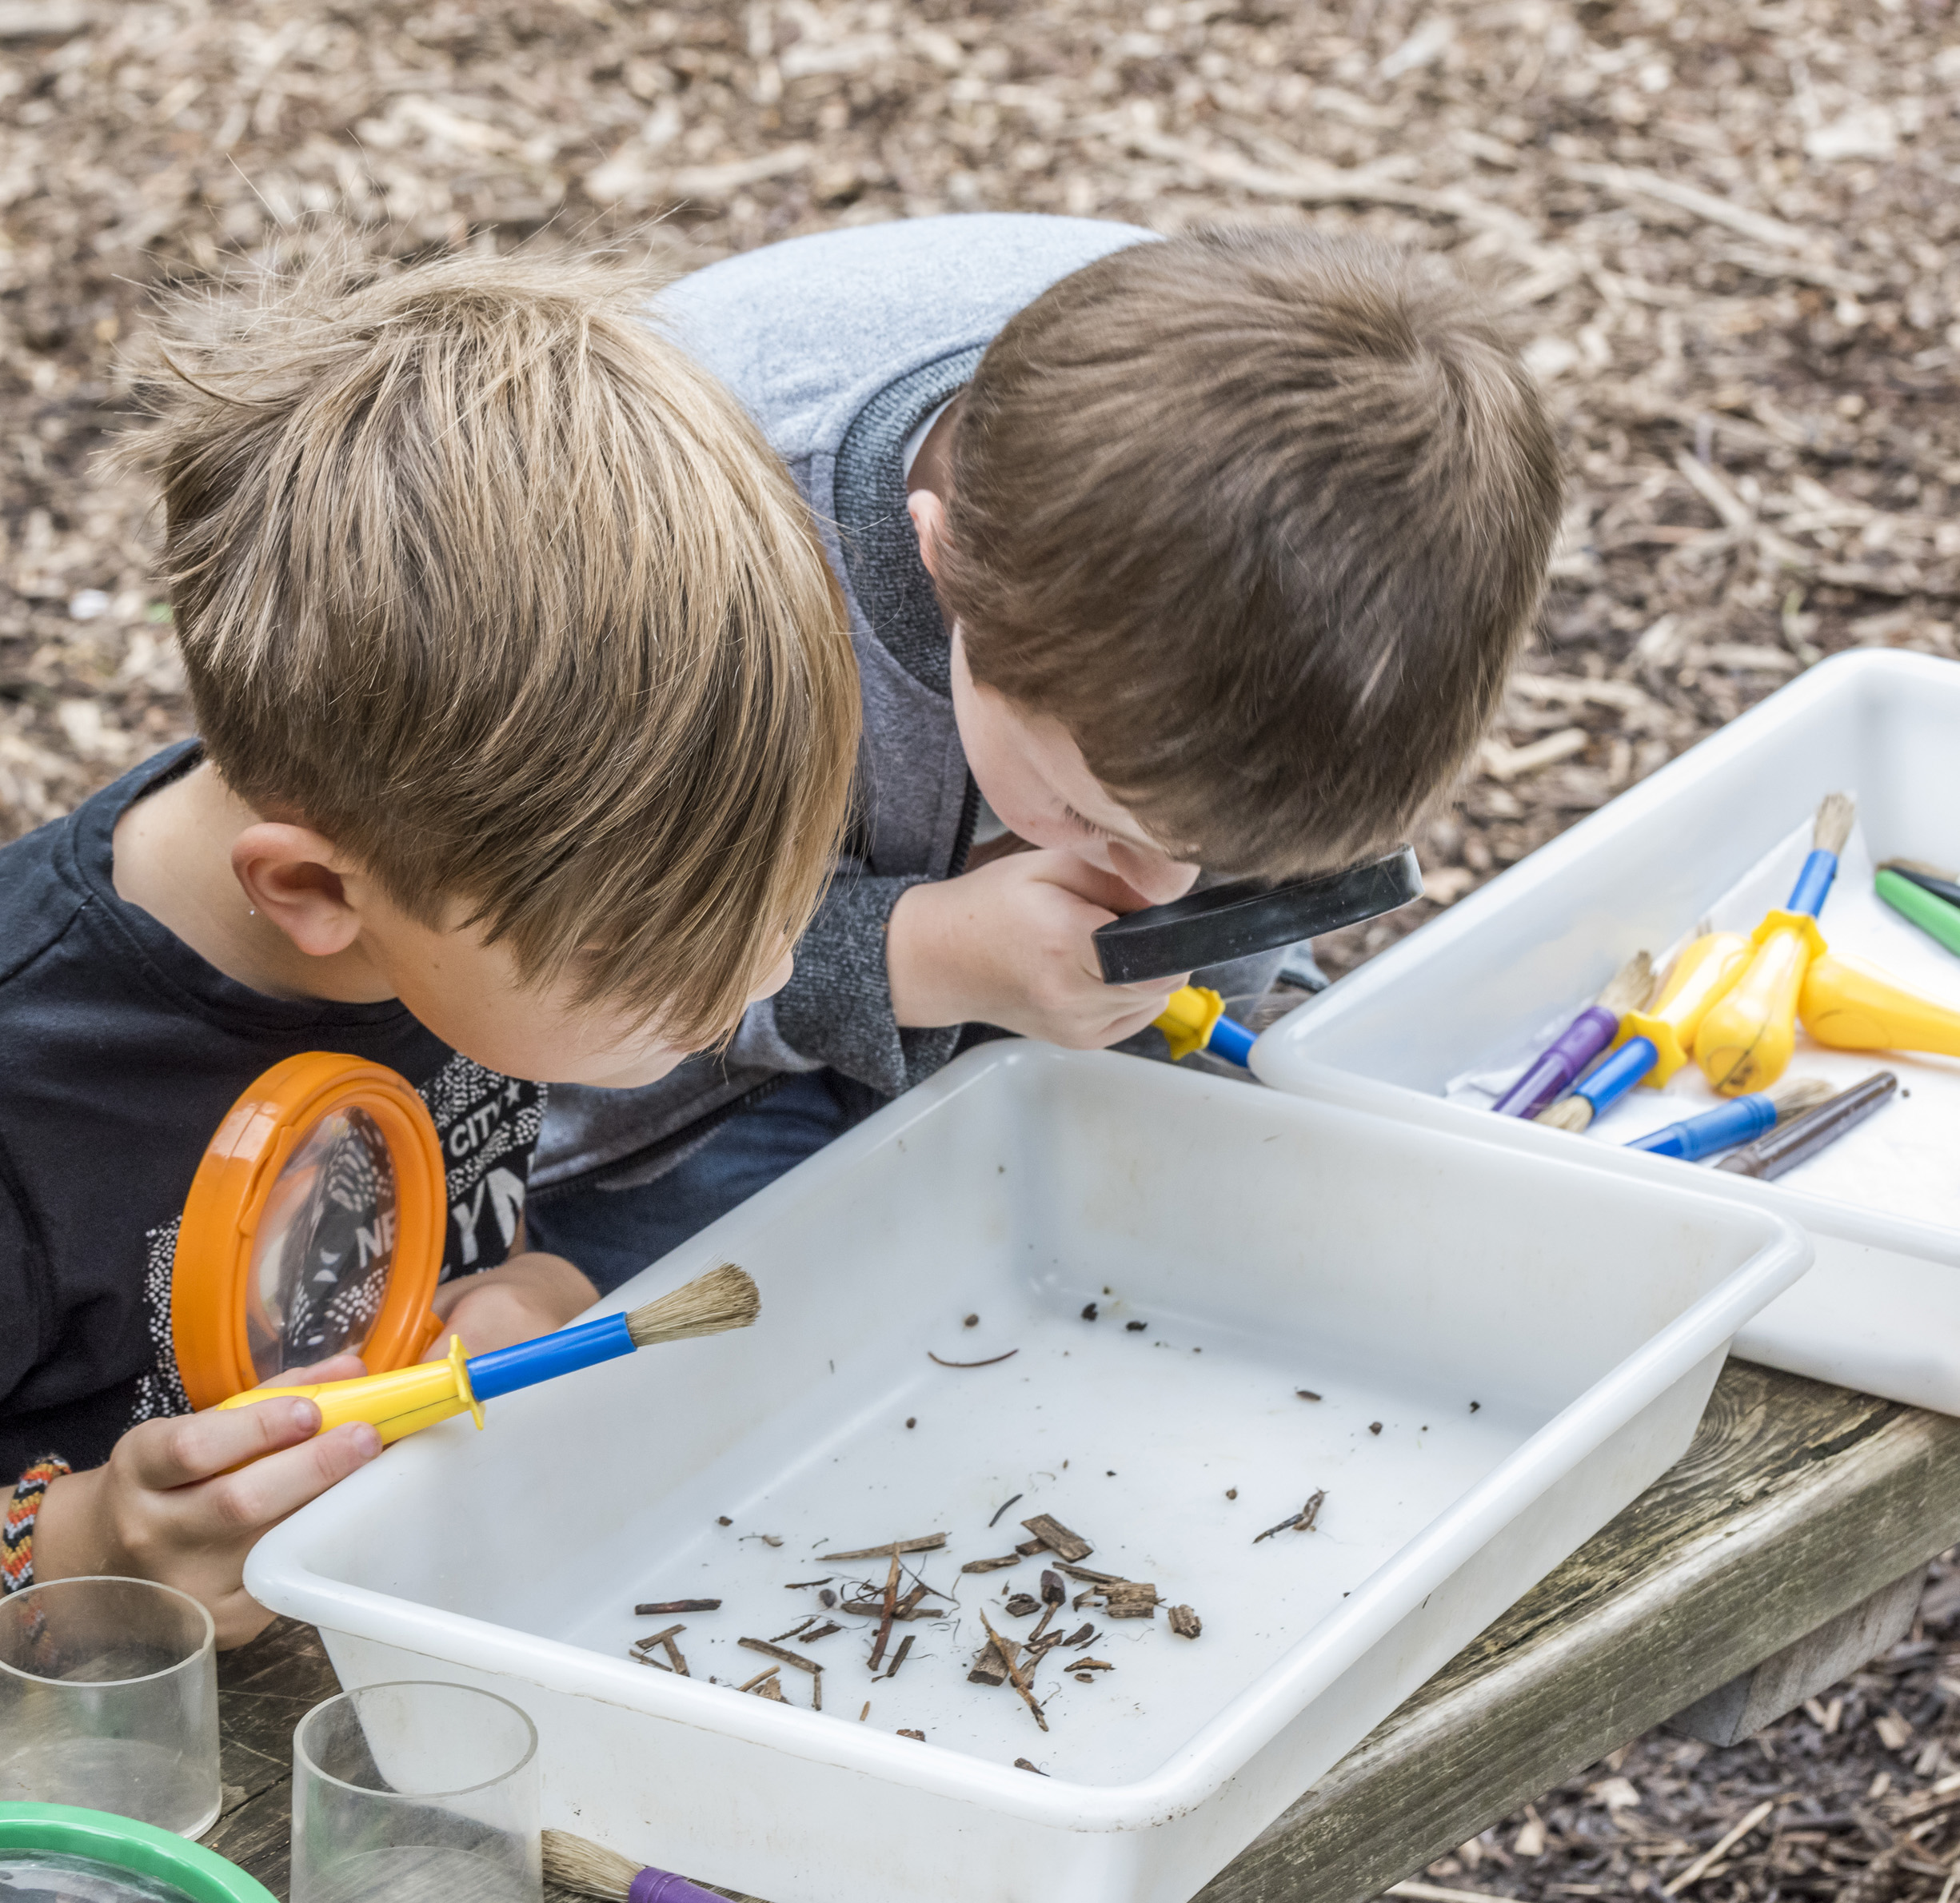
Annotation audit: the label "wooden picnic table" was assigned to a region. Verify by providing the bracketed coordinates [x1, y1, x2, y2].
[204, 1358, 1960, 1903]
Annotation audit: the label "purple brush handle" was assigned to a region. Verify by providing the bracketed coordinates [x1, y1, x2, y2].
[1491, 1004, 1619, 1119]
[629, 1869, 723, 1903]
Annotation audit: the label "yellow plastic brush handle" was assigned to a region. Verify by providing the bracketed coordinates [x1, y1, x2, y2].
[214, 1335, 485, 1446]
[1619, 931, 1750, 1086]
[1800, 952, 1960, 1057]
[1695, 910, 1827, 1096]
[1155, 985, 1226, 1063]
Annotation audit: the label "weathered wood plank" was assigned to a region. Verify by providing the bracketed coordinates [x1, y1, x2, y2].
[1195, 1361, 1960, 1903]
[1670, 1566, 1925, 1746]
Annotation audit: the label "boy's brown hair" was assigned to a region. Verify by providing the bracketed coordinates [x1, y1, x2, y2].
[126, 246, 859, 1045]
[937, 228, 1560, 877]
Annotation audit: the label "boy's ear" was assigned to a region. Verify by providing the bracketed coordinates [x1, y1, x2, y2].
[907, 489, 948, 584]
[231, 824, 365, 959]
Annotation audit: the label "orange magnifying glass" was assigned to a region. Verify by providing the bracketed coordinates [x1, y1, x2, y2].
[171, 1052, 449, 1410]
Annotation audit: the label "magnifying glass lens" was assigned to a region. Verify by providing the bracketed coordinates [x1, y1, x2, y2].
[246, 1107, 401, 1383]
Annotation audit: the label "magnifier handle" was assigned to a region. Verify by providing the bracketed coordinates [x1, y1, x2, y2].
[216, 1336, 484, 1446]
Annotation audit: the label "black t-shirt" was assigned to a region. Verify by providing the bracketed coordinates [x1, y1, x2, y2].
[0, 743, 545, 1475]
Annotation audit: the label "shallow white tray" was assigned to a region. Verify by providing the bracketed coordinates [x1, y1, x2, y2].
[249, 1045, 1804, 1903]
[1255, 647, 1960, 1414]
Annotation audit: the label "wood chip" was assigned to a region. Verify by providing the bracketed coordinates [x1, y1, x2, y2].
[816, 1534, 947, 1563]
[1014, 1538, 1047, 1557]
[1020, 1514, 1093, 1562]
[897, 1729, 924, 1741]
[882, 1634, 915, 1680]
[736, 1666, 783, 1694]
[968, 1639, 1011, 1687]
[1168, 1605, 1202, 1639]
[631, 1623, 686, 1652]
[960, 1554, 1024, 1574]
[634, 1599, 719, 1615]
[1015, 1757, 1048, 1774]
[1004, 1594, 1041, 1618]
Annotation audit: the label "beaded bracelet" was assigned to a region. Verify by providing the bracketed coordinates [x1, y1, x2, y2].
[2, 1456, 72, 1595]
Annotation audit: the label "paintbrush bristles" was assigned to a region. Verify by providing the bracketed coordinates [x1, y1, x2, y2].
[1535, 1095, 1594, 1132]
[542, 1829, 641, 1901]
[1813, 792, 1855, 858]
[1768, 1076, 1834, 1120]
[625, 1262, 760, 1348]
[1883, 857, 1956, 882]
[1595, 950, 1655, 1016]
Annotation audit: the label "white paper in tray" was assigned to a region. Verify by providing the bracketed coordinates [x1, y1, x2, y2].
[1446, 815, 1960, 1231]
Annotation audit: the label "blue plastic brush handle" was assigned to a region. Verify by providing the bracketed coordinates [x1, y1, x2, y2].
[1627, 1091, 1776, 1161]
[465, 1311, 637, 1402]
[1575, 1038, 1658, 1116]
[1206, 1015, 1256, 1067]
[1786, 848, 1840, 917]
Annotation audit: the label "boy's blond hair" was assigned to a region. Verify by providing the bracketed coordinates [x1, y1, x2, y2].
[126, 247, 859, 1045]
[939, 229, 1560, 877]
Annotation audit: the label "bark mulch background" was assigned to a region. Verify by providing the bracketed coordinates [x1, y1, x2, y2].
[5, 0, 1958, 1893]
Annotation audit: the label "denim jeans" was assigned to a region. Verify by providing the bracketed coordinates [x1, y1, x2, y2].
[525, 1070, 880, 1296]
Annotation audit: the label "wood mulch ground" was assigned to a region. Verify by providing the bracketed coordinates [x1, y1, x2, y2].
[4, 0, 1956, 1893]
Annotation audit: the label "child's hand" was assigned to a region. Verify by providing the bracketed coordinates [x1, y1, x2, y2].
[28, 1355, 383, 1648]
[429, 1251, 597, 1355]
[887, 850, 1187, 1047]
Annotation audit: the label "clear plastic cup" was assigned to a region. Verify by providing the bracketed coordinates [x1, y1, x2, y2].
[290, 1682, 541, 1903]
[0, 1576, 222, 1837]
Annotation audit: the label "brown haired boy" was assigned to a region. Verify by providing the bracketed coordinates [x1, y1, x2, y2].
[531, 215, 1560, 1287]
[0, 249, 858, 1640]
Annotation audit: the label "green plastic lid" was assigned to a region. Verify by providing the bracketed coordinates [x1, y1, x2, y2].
[0, 1805, 276, 1903]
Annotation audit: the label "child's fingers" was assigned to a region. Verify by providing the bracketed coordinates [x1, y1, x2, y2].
[121, 1394, 324, 1492]
[187, 1422, 382, 1538]
[1024, 852, 1144, 919]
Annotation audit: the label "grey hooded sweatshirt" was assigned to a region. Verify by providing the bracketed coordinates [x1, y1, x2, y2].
[533, 213, 1268, 1196]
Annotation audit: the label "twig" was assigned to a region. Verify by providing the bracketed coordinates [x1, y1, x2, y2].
[739, 1638, 823, 1677]
[635, 1599, 719, 1614]
[1663, 1797, 1778, 1895]
[980, 1607, 1048, 1733]
[928, 1349, 1019, 1368]
[1564, 160, 1814, 253]
[868, 1550, 901, 1674]
[816, 1534, 945, 1562]
[988, 1493, 1024, 1528]
[1255, 1489, 1326, 1545]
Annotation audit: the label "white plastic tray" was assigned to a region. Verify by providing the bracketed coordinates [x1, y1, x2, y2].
[1255, 648, 1960, 1414]
[249, 1045, 1805, 1903]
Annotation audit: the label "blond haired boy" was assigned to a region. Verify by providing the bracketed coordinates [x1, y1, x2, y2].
[533, 216, 1561, 1284]
[0, 249, 858, 1642]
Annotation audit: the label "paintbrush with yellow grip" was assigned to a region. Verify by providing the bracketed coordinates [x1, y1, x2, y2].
[215, 1263, 759, 1445]
[1696, 793, 1854, 1097]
